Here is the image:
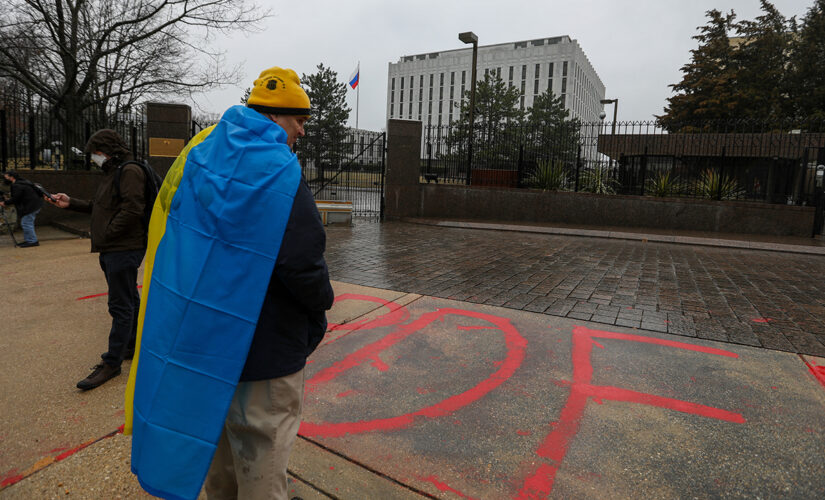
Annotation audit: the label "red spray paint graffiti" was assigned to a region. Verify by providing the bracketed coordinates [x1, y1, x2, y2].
[300, 295, 748, 499]
[300, 303, 528, 438]
[514, 326, 744, 499]
[76, 286, 142, 301]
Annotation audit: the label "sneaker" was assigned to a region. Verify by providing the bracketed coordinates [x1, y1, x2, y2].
[77, 363, 121, 390]
[19, 241, 39, 247]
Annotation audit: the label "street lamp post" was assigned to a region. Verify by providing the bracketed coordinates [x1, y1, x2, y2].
[459, 31, 478, 185]
[600, 98, 618, 135]
[600, 98, 619, 185]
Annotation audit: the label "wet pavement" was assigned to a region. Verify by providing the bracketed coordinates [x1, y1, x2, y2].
[324, 221, 825, 356]
[2, 226, 825, 499]
[303, 292, 825, 499]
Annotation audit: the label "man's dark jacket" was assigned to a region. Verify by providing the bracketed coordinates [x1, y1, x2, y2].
[6, 180, 44, 216]
[240, 177, 335, 381]
[68, 158, 147, 253]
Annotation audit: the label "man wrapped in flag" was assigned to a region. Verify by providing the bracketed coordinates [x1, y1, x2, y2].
[124, 66, 335, 500]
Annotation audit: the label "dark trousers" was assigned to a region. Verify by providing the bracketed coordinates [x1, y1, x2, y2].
[99, 249, 145, 367]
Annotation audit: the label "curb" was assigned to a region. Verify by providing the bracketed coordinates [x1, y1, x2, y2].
[50, 221, 91, 238]
[402, 218, 825, 256]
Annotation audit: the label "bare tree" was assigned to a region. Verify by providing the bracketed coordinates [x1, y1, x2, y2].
[0, 0, 268, 148]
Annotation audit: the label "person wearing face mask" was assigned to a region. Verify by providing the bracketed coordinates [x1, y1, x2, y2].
[1, 171, 44, 247]
[47, 129, 147, 390]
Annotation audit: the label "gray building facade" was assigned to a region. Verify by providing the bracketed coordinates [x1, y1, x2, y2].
[386, 35, 606, 127]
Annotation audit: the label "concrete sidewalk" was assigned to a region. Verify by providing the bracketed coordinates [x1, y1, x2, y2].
[1, 235, 824, 499]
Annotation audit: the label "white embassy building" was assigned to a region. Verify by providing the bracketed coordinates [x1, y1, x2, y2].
[386, 35, 606, 128]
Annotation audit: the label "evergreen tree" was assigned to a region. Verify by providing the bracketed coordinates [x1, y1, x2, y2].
[298, 64, 351, 181]
[733, 0, 795, 123]
[789, 0, 825, 122]
[525, 90, 581, 166]
[443, 72, 525, 169]
[659, 10, 740, 131]
[526, 91, 571, 128]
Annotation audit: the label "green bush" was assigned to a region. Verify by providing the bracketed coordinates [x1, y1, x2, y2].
[528, 159, 568, 191]
[580, 164, 617, 194]
[696, 169, 744, 200]
[646, 171, 680, 197]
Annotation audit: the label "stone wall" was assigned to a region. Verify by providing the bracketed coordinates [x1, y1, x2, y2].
[418, 184, 815, 237]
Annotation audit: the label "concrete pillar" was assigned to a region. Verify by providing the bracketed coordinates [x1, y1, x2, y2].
[146, 102, 192, 177]
[384, 119, 422, 219]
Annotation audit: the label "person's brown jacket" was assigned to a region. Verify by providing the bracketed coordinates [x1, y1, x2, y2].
[69, 162, 146, 253]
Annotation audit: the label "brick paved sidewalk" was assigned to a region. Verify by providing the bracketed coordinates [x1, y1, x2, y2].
[325, 221, 825, 356]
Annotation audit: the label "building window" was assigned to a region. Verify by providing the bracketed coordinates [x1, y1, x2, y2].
[548, 62, 554, 92]
[534, 63, 541, 96]
[409, 76, 413, 106]
[496, 67, 501, 78]
[508, 66, 514, 87]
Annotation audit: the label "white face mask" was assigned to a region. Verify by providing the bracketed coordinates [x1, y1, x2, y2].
[90, 153, 107, 167]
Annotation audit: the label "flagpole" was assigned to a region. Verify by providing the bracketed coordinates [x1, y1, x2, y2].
[356, 61, 360, 130]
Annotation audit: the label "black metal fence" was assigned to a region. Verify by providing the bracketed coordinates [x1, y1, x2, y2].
[421, 120, 825, 208]
[0, 99, 146, 172]
[295, 128, 386, 219]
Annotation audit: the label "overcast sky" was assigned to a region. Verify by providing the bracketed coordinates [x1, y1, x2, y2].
[190, 0, 814, 130]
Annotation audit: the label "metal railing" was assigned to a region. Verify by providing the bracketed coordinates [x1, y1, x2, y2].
[0, 100, 146, 172]
[421, 120, 825, 207]
[295, 128, 386, 219]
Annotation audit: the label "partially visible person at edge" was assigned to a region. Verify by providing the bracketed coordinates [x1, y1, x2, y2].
[46, 130, 146, 390]
[1, 171, 44, 247]
[129, 67, 333, 500]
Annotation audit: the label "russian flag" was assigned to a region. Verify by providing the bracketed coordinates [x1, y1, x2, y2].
[348, 65, 359, 89]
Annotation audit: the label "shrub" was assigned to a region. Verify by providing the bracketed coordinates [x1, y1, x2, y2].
[579, 164, 617, 194]
[646, 171, 680, 197]
[696, 168, 744, 200]
[528, 159, 568, 191]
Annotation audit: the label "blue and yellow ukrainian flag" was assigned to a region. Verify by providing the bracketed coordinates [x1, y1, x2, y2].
[124, 105, 302, 500]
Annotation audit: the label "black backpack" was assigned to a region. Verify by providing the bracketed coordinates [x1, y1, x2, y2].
[113, 161, 164, 229]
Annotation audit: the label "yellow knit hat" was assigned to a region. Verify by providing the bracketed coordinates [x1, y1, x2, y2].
[247, 67, 311, 116]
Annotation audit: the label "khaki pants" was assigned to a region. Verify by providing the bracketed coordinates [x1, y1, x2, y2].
[205, 369, 305, 500]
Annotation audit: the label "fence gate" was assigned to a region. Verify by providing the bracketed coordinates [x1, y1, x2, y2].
[298, 131, 386, 222]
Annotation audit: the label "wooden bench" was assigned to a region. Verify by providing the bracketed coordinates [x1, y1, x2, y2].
[315, 200, 353, 225]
